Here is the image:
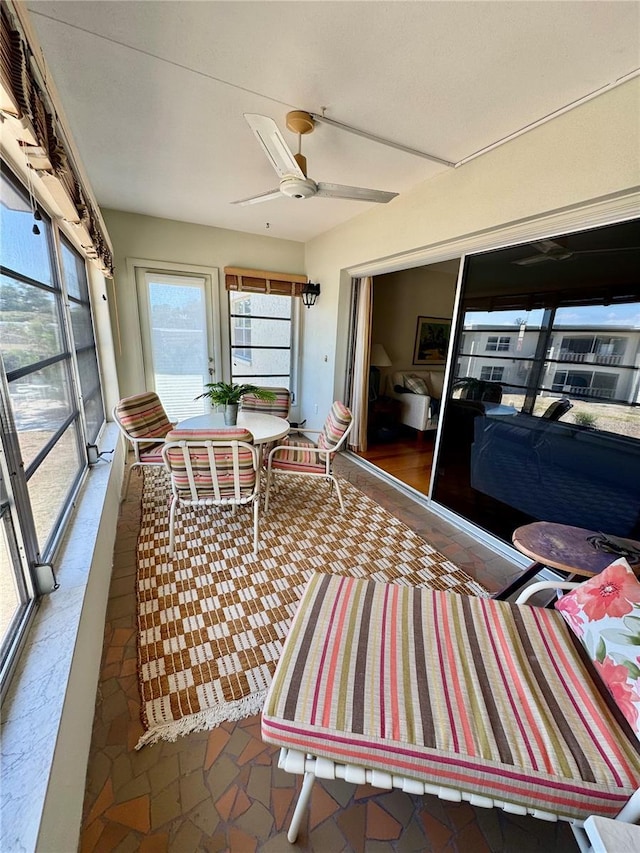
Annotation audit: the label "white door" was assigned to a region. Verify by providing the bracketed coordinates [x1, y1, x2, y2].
[137, 269, 220, 420]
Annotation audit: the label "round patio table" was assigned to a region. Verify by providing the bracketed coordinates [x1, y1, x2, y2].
[512, 522, 639, 577]
[175, 412, 290, 464]
[493, 521, 640, 600]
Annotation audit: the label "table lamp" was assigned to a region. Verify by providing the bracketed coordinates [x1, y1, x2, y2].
[369, 343, 392, 401]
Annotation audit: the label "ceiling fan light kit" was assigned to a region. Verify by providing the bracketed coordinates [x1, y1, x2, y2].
[233, 112, 399, 206]
[280, 176, 316, 199]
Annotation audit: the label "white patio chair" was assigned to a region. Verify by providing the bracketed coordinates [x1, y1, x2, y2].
[264, 401, 353, 513]
[240, 386, 291, 419]
[113, 391, 174, 498]
[162, 427, 260, 556]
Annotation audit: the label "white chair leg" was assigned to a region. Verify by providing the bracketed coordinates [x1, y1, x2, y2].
[332, 476, 345, 511]
[253, 498, 259, 554]
[264, 470, 272, 513]
[168, 498, 177, 557]
[287, 771, 316, 843]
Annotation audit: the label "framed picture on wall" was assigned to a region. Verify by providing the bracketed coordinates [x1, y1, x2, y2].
[412, 316, 451, 364]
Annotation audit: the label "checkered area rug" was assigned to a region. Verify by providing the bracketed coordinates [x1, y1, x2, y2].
[136, 467, 488, 747]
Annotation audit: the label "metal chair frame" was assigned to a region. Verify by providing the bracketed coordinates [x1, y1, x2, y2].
[264, 419, 354, 513]
[162, 437, 261, 556]
[112, 401, 172, 498]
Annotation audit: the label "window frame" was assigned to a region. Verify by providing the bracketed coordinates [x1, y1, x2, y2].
[59, 234, 106, 444]
[480, 365, 505, 382]
[228, 291, 300, 402]
[486, 335, 511, 352]
[0, 162, 106, 696]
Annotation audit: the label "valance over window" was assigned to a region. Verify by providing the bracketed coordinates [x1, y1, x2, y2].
[0, 4, 113, 277]
[224, 267, 307, 297]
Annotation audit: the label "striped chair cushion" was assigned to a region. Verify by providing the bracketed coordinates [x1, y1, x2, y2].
[317, 401, 352, 450]
[241, 387, 291, 419]
[262, 574, 640, 821]
[270, 434, 325, 473]
[115, 392, 173, 439]
[164, 428, 255, 497]
[139, 443, 165, 463]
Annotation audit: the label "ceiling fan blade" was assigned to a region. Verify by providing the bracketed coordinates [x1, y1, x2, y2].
[316, 182, 398, 203]
[244, 114, 305, 179]
[513, 241, 640, 266]
[231, 188, 282, 206]
[513, 253, 561, 266]
[571, 246, 640, 255]
[534, 239, 566, 253]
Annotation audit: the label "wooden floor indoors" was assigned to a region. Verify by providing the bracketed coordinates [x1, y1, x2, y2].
[357, 431, 435, 494]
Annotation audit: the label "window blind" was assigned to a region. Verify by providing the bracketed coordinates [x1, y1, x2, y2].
[0, 4, 113, 277]
[224, 267, 307, 297]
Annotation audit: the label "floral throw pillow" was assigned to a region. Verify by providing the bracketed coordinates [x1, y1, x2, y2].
[555, 557, 640, 738]
[404, 374, 429, 395]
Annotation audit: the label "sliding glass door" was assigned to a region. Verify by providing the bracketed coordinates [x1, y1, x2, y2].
[433, 218, 640, 543]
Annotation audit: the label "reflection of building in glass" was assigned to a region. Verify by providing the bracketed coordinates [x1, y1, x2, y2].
[229, 292, 294, 388]
[458, 324, 640, 404]
[233, 297, 252, 363]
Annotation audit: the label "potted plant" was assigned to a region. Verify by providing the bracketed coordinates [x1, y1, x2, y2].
[196, 382, 276, 425]
[452, 377, 486, 401]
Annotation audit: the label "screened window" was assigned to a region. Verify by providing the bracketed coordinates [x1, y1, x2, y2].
[60, 237, 104, 442]
[0, 165, 105, 691]
[229, 291, 295, 392]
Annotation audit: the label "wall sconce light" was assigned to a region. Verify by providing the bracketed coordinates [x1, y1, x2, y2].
[301, 281, 321, 308]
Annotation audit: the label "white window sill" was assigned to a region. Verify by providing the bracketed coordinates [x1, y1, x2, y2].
[0, 424, 124, 853]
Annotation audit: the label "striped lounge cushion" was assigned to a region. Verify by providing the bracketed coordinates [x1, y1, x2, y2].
[115, 392, 173, 439]
[164, 428, 255, 497]
[241, 387, 291, 419]
[262, 574, 640, 820]
[317, 401, 352, 450]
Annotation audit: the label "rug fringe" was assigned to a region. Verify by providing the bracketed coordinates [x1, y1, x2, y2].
[135, 690, 269, 749]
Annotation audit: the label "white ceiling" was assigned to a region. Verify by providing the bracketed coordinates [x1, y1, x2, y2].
[27, 1, 640, 243]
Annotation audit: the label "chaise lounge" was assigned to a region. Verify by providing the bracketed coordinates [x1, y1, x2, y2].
[261, 566, 640, 846]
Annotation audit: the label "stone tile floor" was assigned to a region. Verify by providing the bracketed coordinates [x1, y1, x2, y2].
[79, 455, 576, 852]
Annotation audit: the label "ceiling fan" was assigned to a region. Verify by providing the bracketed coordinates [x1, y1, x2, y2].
[514, 239, 639, 266]
[232, 111, 399, 206]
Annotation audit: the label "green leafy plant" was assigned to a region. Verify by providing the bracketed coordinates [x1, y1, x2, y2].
[453, 377, 498, 401]
[196, 382, 276, 406]
[574, 411, 597, 428]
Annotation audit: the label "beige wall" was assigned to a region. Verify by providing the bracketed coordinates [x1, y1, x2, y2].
[303, 78, 640, 423]
[372, 264, 459, 393]
[102, 210, 305, 399]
